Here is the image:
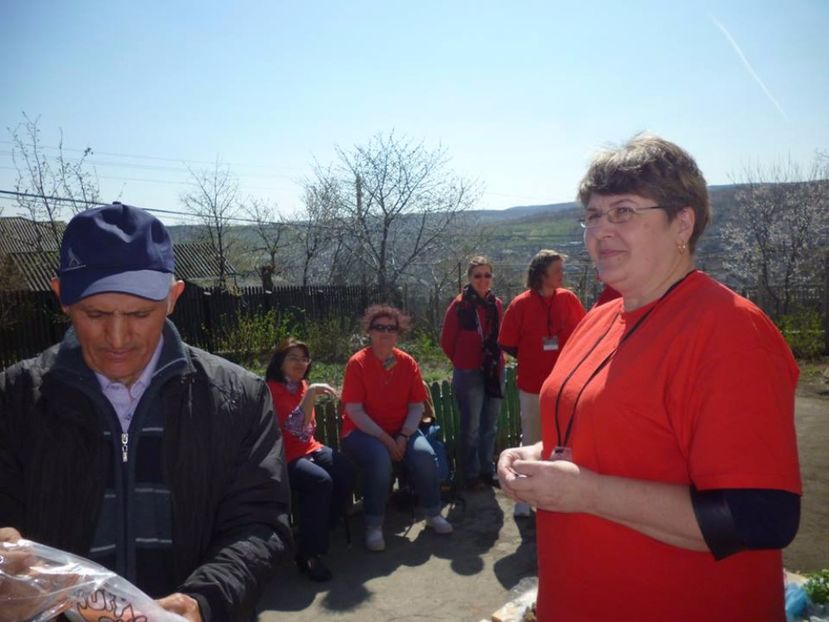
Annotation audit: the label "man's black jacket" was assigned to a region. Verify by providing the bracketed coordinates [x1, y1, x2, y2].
[0, 321, 292, 620]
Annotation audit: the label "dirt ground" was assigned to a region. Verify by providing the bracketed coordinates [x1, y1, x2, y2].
[784, 367, 829, 573]
[257, 486, 538, 622]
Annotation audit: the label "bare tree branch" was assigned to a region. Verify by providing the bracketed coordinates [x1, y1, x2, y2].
[243, 197, 290, 290]
[309, 132, 481, 301]
[722, 153, 829, 316]
[8, 113, 100, 250]
[180, 159, 240, 290]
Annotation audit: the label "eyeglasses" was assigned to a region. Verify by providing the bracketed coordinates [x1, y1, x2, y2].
[472, 273, 493, 279]
[579, 205, 666, 228]
[285, 355, 311, 364]
[370, 324, 399, 333]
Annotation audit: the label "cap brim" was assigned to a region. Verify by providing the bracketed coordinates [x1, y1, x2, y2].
[60, 269, 174, 306]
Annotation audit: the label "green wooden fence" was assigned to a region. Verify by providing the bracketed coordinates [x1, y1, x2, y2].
[312, 366, 523, 477]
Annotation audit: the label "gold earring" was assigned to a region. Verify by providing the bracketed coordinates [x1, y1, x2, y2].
[678, 241, 687, 255]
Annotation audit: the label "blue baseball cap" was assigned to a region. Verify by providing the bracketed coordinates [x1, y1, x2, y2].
[58, 202, 176, 306]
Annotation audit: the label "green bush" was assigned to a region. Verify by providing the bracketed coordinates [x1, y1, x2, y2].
[805, 568, 829, 605]
[398, 330, 452, 383]
[305, 314, 362, 363]
[398, 329, 444, 362]
[215, 309, 297, 366]
[777, 309, 826, 359]
[227, 313, 454, 382]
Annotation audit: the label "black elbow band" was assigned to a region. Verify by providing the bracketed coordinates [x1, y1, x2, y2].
[691, 486, 801, 561]
[690, 486, 743, 560]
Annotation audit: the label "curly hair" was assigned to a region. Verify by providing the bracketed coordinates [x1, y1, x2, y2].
[577, 133, 710, 252]
[265, 337, 312, 383]
[360, 304, 411, 334]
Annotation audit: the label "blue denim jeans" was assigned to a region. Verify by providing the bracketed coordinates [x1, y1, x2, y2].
[452, 367, 503, 483]
[287, 446, 355, 557]
[341, 429, 442, 528]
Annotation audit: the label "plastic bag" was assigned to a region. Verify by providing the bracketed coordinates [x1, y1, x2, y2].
[0, 539, 186, 622]
[786, 582, 809, 622]
[420, 423, 451, 483]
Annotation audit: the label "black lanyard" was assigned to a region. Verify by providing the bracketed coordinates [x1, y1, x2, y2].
[553, 271, 695, 449]
[535, 290, 555, 336]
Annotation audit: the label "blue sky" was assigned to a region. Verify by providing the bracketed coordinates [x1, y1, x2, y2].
[1, 1, 827, 224]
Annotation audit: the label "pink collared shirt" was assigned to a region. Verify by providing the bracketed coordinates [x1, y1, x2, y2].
[95, 337, 164, 433]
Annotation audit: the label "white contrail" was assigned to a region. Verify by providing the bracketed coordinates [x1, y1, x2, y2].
[709, 15, 788, 122]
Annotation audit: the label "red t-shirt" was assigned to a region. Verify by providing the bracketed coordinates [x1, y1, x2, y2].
[537, 271, 800, 622]
[267, 379, 323, 463]
[439, 294, 504, 370]
[592, 283, 621, 307]
[498, 288, 585, 393]
[340, 347, 428, 437]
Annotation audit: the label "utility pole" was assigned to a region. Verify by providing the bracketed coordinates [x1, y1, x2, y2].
[824, 250, 829, 354]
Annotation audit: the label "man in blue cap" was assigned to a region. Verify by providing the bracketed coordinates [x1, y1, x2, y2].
[0, 203, 291, 621]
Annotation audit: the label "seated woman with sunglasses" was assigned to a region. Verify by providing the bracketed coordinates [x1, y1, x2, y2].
[265, 338, 355, 582]
[340, 305, 453, 552]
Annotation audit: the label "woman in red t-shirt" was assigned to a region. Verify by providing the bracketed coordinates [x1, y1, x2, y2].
[341, 305, 453, 552]
[266, 338, 354, 582]
[497, 135, 801, 621]
[439, 256, 505, 490]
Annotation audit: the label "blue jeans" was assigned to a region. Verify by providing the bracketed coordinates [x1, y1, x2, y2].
[287, 446, 355, 557]
[452, 367, 503, 483]
[341, 429, 442, 528]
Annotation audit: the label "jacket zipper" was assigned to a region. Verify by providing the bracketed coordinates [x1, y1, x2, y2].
[121, 432, 129, 463]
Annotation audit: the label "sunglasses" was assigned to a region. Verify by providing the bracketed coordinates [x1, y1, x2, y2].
[370, 324, 399, 333]
[472, 273, 493, 279]
[285, 355, 311, 364]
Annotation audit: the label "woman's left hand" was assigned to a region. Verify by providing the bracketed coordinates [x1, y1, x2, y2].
[395, 435, 408, 458]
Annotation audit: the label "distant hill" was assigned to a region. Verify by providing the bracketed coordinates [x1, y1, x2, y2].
[163, 182, 757, 291]
[465, 201, 577, 223]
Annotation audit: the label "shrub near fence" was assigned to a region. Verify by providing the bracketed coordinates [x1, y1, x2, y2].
[0, 283, 380, 368]
[170, 284, 380, 352]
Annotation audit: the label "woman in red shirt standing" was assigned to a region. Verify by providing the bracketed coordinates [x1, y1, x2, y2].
[440, 256, 505, 490]
[497, 135, 800, 621]
[266, 338, 355, 582]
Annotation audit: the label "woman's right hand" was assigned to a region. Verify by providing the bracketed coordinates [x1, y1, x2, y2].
[298, 383, 337, 425]
[307, 383, 337, 399]
[497, 442, 543, 501]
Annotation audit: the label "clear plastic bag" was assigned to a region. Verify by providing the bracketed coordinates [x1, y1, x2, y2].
[0, 539, 186, 622]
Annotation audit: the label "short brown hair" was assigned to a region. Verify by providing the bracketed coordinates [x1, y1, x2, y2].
[577, 134, 711, 252]
[467, 255, 493, 278]
[265, 337, 312, 383]
[526, 250, 565, 291]
[361, 304, 411, 334]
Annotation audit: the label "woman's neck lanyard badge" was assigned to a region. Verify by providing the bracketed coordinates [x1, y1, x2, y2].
[536, 290, 558, 352]
[550, 271, 694, 462]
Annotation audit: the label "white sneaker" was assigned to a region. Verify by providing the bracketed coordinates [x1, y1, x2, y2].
[426, 514, 453, 535]
[513, 501, 532, 518]
[365, 526, 385, 552]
